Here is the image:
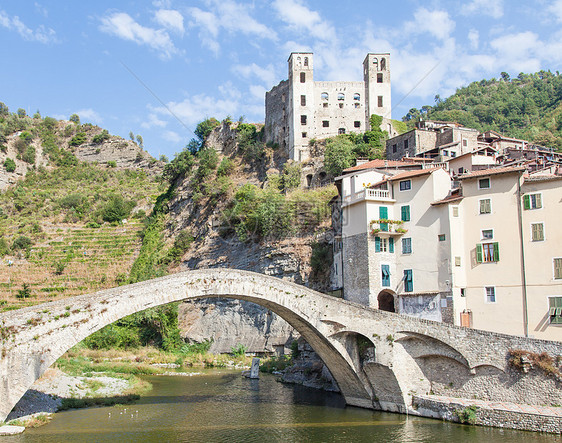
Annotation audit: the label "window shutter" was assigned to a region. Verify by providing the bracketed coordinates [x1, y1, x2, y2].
[389, 237, 394, 253]
[401, 206, 410, 221]
[485, 199, 491, 213]
[375, 236, 381, 252]
[554, 259, 562, 279]
[493, 242, 500, 262]
[536, 194, 542, 209]
[523, 195, 530, 210]
[537, 223, 544, 240]
[379, 206, 388, 219]
[476, 244, 483, 263]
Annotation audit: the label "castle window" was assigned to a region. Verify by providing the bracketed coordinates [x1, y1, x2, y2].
[282, 94, 286, 103]
[353, 93, 360, 101]
[354, 103, 360, 108]
[338, 93, 345, 101]
[322, 121, 329, 127]
[300, 72, 306, 83]
[297, 56, 301, 65]
[404, 139, 409, 150]
[338, 128, 346, 134]
[301, 95, 306, 106]
[301, 115, 307, 125]
[354, 121, 361, 128]
[339, 103, 344, 108]
[380, 58, 386, 70]
[306, 174, 313, 187]
[321, 92, 329, 100]
[302, 132, 307, 138]
[323, 103, 328, 108]
[373, 57, 378, 67]
[378, 96, 383, 107]
[304, 57, 309, 66]
[392, 144, 397, 153]
[377, 73, 383, 83]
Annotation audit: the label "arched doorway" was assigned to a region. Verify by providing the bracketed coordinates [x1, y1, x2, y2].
[377, 290, 395, 313]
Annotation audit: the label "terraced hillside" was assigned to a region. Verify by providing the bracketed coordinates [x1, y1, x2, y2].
[0, 162, 165, 311]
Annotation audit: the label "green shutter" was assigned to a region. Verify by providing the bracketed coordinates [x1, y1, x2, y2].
[389, 237, 394, 253]
[379, 206, 388, 231]
[476, 244, 483, 263]
[523, 194, 530, 210]
[375, 236, 381, 252]
[401, 205, 410, 222]
[493, 242, 500, 262]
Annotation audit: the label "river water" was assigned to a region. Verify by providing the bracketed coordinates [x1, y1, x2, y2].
[8, 370, 561, 442]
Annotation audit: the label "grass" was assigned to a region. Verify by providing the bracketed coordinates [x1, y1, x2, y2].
[7, 413, 52, 428]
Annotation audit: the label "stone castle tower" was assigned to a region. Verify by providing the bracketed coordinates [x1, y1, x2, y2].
[265, 52, 393, 162]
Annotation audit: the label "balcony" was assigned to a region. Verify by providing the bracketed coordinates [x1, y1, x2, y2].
[369, 219, 407, 236]
[342, 188, 394, 207]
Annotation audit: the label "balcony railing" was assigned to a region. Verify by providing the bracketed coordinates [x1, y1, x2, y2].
[342, 188, 392, 206]
[369, 219, 407, 235]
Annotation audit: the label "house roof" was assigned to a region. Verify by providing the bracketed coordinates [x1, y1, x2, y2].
[387, 167, 442, 182]
[457, 166, 526, 180]
[342, 159, 417, 173]
[524, 174, 562, 183]
[431, 189, 463, 206]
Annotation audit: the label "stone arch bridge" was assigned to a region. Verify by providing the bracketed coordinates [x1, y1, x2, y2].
[1, 269, 561, 422]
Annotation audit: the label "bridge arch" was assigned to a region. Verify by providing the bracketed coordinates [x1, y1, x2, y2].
[0, 269, 373, 421]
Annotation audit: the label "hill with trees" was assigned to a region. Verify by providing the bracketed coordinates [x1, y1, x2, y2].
[403, 71, 562, 151]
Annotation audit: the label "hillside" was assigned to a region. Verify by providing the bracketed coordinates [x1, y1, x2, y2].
[404, 71, 562, 150]
[0, 106, 165, 310]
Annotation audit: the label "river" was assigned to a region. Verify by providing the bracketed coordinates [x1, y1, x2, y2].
[7, 370, 561, 442]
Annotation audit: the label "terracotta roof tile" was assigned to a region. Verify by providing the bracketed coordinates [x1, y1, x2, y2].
[343, 159, 418, 172]
[387, 167, 442, 181]
[458, 166, 526, 180]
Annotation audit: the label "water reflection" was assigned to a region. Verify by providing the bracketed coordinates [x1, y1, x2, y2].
[11, 370, 562, 443]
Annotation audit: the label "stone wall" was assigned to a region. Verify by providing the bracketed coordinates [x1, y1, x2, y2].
[265, 80, 290, 151]
[342, 232, 371, 305]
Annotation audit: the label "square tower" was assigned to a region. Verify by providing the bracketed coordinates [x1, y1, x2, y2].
[288, 53, 314, 161]
[364, 53, 391, 128]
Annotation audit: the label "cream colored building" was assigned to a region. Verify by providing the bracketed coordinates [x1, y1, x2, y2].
[334, 164, 562, 341]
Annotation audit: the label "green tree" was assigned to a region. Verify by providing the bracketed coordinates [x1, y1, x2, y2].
[69, 132, 87, 146]
[194, 117, 220, 147]
[100, 195, 135, 222]
[69, 114, 80, 124]
[4, 158, 16, 172]
[129, 131, 135, 141]
[17, 108, 26, 118]
[136, 134, 143, 147]
[324, 136, 355, 176]
[0, 102, 8, 115]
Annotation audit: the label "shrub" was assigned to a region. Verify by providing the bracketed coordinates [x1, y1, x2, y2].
[194, 117, 220, 145]
[4, 158, 16, 172]
[69, 114, 80, 124]
[217, 157, 235, 176]
[163, 149, 195, 183]
[159, 154, 169, 163]
[42, 117, 57, 131]
[64, 125, 74, 137]
[100, 195, 136, 222]
[324, 136, 355, 176]
[12, 236, 33, 250]
[13, 138, 27, 156]
[310, 242, 332, 276]
[54, 261, 66, 275]
[0, 237, 10, 257]
[17, 283, 32, 299]
[456, 405, 478, 424]
[69, 132, 87, 146]
[107, 160, 117, 168]
[19, 131, 33, 144]
[92, 129, 110, 144]
[0, 102, 8, 115]
[22, 146, 36, 164]
[60, 193, 88, 217]
[165, 230, 194, 263]
[179, 339, 213, 355]
[17, 108, 26, 118]
[230, 343, 247, 357]
[282, 162, 301, 190]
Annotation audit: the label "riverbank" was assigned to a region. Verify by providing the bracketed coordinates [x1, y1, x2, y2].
[4, 346, 254, 428]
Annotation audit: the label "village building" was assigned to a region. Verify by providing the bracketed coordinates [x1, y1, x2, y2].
[265, 52, 395, 162]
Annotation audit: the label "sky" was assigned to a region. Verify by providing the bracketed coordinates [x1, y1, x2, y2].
[1, 1, 562, 159]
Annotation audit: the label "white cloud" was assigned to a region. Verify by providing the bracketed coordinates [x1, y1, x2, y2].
[99, 12, 179, 59]
[462, 0, 504, 18]
[74, 109, 103, 124]
[155, 93, 240, 128]
[154, 9, 184, 35]
[187, 0, 276, 54]
[232, 63, 277, 86]
[0, 9, 57, 43]
[272, 0, 335, 42]
[163, 130, 182, 143]
[548, 0, 562, 22]
[141, 113, 168, 129]
[468, 29, 479, 50]
[490, 31, 542, 72]
[34, 3, 48, 18]
[403, 8, 455, 41]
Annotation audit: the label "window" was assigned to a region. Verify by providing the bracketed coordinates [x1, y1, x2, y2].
[300, 72, 306, 83]
[404, 270, 413, 292]
[399, 180, 411, 191]
[301, 95, 306, 106]
[478, 177, 491, 189]
[550, 297, 562, 324]
[378, 96, 383, 107]
[485, 286, 496, 303]
[282, 94, 286, 103]
[354, 103, 360, 108]
[302, 132, 307, 138]
[443, 150, 448, 156]
[382, 265, 390, 287]
[450, 152, 457, 158]
[402, 237, 412, 254]
[404, 139, 409, 150]
[463, 139, 468, 147]
[479, 198, 491, 214]
[354, 93, 360, 101]
[338, 93, 345, 101]
[401, 205, 410, 222]
[476, 242, 500, 263]
[322, 120, 329, 127]
[339, 103, 344, 108]
[555, 258, 562, 279]
[482, 229, 493, 239]
[523, 193, 542, 210]
[379, 207, 388, 231]
[321, 92, 329, 100]
[377, 73, 383, 83]
[452, 206, 459, 217]
[438, 234, 446, 241]
[323, 103, 328, 108]
[354, 121, 361, 128]
[531, 223, 544, 241]
[380, 58, 386, 70]
[338, 128, 346, 134]
[455, 256, 461, 266]
[375, 237, 394, 253]
[304, 57, 308, 67]
[392, 144, 397, 153]
[301, 115, 307, 125]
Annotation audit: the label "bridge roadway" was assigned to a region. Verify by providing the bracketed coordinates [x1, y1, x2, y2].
[1, 269, 561, 422]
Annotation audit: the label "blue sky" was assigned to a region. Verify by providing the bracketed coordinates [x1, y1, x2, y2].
[1, 1, 562, 159]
